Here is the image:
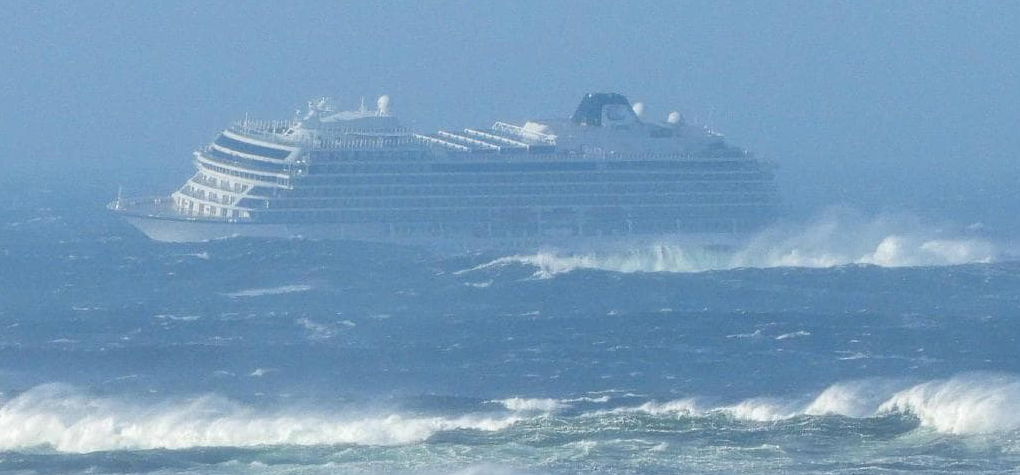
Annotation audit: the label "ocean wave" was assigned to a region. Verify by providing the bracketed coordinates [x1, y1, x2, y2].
[717, 398, 800, 422]
[448, 465, 533, 475]
[464, 210, 999, 276]
[877, 374, 1020, 434]
[488, 394, 611, 412]
[599, 398, 700, 416]
[223, 284, 314, 298]
[490, 397, 568, 412]
[0, 384, 521, 453]
[589, 373, 1020, 435]
[3, 374, 1018, 454]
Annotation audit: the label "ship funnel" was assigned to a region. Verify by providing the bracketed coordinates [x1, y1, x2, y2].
[571, 92, 637, 127]
[377, 95, 392, 116]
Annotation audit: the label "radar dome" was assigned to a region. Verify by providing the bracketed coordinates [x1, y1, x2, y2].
[377, 95, 391, 116]
[667, 111, 683, 125]
[632, 102, 646, 118]
[522, 121, 551, 135]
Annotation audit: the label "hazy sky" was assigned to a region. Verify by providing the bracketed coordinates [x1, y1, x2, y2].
[2, 1, 1018, 228]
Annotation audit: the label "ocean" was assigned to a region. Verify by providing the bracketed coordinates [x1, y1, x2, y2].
[1, 187, 1019, 474]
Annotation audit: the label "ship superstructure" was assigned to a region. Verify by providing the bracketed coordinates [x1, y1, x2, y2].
[113, 93, 779, 250]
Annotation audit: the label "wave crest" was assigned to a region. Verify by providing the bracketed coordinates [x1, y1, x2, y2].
[223, 284, 313, 298]
[491, 397, 568, 412]
[0, 384, 520, 453]
[465, 210, 998, 276]
[590, 373, 1020, 435]
[877, 374, 1020, 434]
[5, 373, 1020, 454]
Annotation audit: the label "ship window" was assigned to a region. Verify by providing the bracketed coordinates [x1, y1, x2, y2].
[604, 160, 755, 171]
[430, 162, 597, 173]
[214, 134, 291, 160]
[204, 147, 293, 172]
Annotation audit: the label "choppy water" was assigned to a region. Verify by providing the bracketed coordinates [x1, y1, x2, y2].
[2, 196, 1020, 474]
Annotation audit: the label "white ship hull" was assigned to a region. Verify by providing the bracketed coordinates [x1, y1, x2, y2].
[119, 208, 744, 253]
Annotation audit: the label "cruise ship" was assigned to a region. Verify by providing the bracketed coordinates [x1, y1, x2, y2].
[112, 93, 779, 251]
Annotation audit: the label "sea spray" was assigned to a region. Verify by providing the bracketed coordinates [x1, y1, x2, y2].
[878, 373, 1020, 434]
[464, 210, 999, 276]
[803, 379, 910, 418]
[581, 373, 1020, 435]
[0, 384, 522, 453]
[490, 397, 569, 412]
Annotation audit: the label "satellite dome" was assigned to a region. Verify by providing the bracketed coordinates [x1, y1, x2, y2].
[632, 102, 646, 118]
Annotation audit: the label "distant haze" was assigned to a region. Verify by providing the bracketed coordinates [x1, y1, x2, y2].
[2, 1, 1017, 231]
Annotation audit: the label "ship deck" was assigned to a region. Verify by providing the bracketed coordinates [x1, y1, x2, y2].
[109, 196, 243, 224]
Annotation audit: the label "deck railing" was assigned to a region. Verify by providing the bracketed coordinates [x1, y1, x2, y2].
[228, 120, 416, 150]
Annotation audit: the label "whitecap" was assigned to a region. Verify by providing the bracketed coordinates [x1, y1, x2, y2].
[878, 373, 1020, 434]
[803, 379, 908, 418]
[223, 284, 313, 298]
[716, 398, 798, 421]
[726, 329, 763, 339]
[296, 318, 335, 340]
[775, 330, 811, 340]
[0, 384, 523, 453]
[590, 372, 1020, 435]
[457, 209, 999, 276]
[491, 397, 566, 412]
[593, 398, 700, 416]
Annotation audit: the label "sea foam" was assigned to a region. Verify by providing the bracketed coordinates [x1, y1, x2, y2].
[877, 374, 1020, 434]
[0, 384, 521, 453]
[587, 373, 1020, 435]
[491, 397, 568, 412]
[223, 284, 314, 298]
[465, 210, 998, 277]
[3, 374, 1018, 454]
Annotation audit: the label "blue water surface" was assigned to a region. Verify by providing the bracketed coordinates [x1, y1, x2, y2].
[1, 189, 1019, 474]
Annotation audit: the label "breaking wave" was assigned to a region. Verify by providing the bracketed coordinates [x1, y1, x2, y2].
[0, 384, 521, 453]
[877, 374, 1020, 434]
[2, 373, 1018, 454]
[468, 210, 999, 276]
[593, 373, 1020, 434]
